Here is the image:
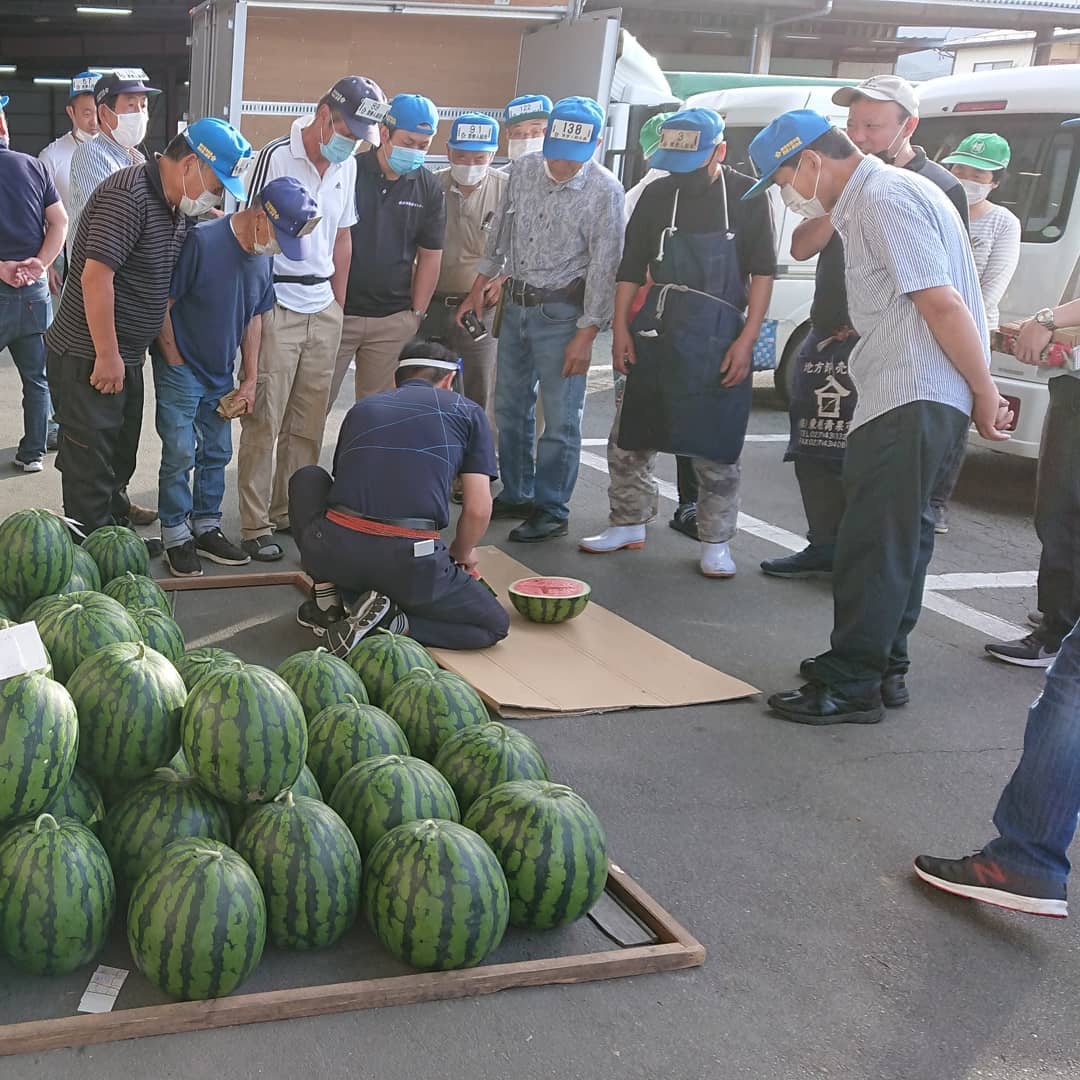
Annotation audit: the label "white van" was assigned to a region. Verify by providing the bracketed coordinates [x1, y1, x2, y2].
[917, 66, 1080, 459]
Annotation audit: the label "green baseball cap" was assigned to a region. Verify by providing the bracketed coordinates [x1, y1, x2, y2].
[942, 132, 1011, 171]
[639, 111, 674, 159]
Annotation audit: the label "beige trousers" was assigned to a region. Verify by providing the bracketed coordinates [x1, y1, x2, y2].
[329, 309, 421, 408]
[237, 300, 343, 540]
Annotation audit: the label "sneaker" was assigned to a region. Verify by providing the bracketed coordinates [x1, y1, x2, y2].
[669, 503, 699, 541]
[579, 524, 646, 554]
[14, 458, 44, 473]
[195, 527, 251, 566]
[985, 634, 1059, 668]
[700, 541, 736, 579]
[913, 852, 1067, 918]
[325, 592, 404, 656]
[296, 599, 346, 637]
[127, 501, 159, 527]
[165, 540, 203, 578]
[932, 504, 949, 534]
[761, 545, 833, 578]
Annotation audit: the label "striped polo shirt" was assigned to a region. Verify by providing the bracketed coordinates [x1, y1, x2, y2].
[46, 157, 187, 363]
[831, 154, 988, 432]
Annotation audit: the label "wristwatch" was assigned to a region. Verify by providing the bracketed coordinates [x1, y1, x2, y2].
[411, 309, 427, 320]
[1034, 307, 1057, 331]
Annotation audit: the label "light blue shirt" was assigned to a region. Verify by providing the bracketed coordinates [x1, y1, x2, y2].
[68, 135, 143, 247]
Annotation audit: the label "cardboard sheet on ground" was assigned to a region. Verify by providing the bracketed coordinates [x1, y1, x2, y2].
[429, 547, 758, 717]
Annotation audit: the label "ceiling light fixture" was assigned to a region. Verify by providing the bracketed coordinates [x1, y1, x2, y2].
[691, 28, 731, 36]
[34, 77, 74, 86]
[0, 65, 16, 74]
[785, 34, 821, 41]
[76, 6, 134, 15]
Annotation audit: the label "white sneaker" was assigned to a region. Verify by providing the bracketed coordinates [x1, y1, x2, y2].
[578, 524, 646, 554]
[700, 542, 736, 579]
[14, 458, 44, 473]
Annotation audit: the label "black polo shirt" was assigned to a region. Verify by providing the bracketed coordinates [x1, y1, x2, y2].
[0, 147, 60, 262]
[343, 152, 446, 318]
[47, 157, 187, 363]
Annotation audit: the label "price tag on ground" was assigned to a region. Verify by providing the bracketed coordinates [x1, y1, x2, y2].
[78, 966, 129, 1014]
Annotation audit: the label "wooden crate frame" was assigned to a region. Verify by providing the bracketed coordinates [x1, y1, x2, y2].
[0, 571, 705, 1057]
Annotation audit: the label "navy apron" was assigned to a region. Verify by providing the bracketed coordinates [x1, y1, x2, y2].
[784, 328, 859, 463]
[618, 177, 751, 464]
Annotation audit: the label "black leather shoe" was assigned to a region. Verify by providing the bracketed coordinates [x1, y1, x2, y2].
[767, 683, 884, 726]
[799, 658, 909, 709]
[491, 496, 535, 520]
[508, 510, 568, 543]
[669, 502, 699, 540]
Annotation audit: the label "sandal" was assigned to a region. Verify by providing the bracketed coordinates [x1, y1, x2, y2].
[241, 535, 284, 562]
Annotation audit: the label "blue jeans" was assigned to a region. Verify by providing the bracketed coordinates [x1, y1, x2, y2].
[494, 299, 586, 520]
[0, 279, 51, 464]
[152, 353, 232, 547]
[985, 618, 1080, 885]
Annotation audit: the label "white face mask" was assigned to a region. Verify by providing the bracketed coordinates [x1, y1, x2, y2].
[450, 163, 488, 187]
[960, 178, 994, 206]
[178, 164, 221, 217]
[109, 109, 148, 149]
[875, 123, 908, 165]
[251, 215, 281, 256]
[72, 126, 97, 143]
[780, 155, 828, 220]
[508, 136, 544, 161]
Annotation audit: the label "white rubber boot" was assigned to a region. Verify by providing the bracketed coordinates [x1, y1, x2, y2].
[579, 524, 647, 554]
[700, 541, 736, 578]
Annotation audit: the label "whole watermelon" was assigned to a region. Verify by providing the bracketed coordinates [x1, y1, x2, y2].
[382, 668, 488, 762]
[180, 665, 307, 805]
[103, 571, 171, 615]
[175, 646, 245, 691]
[329, 754, 458, 858]
[67, 641, 187, 782]
[464, 780, 608, 930]
[82, 525, 149, 584]
[128, 837, 265, 1000]
[0, 593, 19, 621]
[0, 672, 79, 824]
[226, 763, 322, 835]
[0, 508, 75, 607]
[234, 791, 361, 951]
[363, 818, 508, 971]
[34, 591, 141, 683]
[306, 696, 409, 795]
[101, 767, 231, 890]
[131, 607, 185, 664]
[345, 630, 437, 708]
[276, 647, 368, 721]
[36, 767, 106, 834]
[0, 813, 115, 974]
[432, 722, 550, 813]
[58, 544, 104, 595]
[20, 592, 68, 625]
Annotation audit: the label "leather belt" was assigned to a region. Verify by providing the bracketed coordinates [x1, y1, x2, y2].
[506, 277, 585, 309]
[273, 274, 331, 285]
[434, 293, 467, 307]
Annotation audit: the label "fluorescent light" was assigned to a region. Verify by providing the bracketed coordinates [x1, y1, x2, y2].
[871, 39, 900, 45]
[34, 77, 73, 86]
[691, 28, 731, 35]
[0, 65, 16, 74]
[76, 6, 133, 14]
[785, 34, 821, 41]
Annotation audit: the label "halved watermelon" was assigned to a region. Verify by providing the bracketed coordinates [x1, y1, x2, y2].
[507, 577, 590, 624]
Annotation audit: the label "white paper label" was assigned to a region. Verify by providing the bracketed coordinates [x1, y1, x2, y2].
[112, 68, 148, 83]
[78, 966, 129, 1014]
[549, 118, 594, 144]
[658, 128, 702, 152]
[355, 98, 389, 122]
[454, 123, 494, 144]
[0, 623, 50, 682]
[413, 539, 435, 558]
[230, 155, 253, 178]
[507, 101, 541, 120]
[71, 76, 98, 93]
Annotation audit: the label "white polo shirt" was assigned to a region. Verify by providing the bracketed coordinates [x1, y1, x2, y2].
[245, 116, 358, 315]
[38, 130, 83, 210]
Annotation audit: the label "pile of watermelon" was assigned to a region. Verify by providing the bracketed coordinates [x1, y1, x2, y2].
[0, 508, 610, 997]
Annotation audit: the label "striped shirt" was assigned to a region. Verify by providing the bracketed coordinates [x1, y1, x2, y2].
[46, 158, 187, 363]
[831, 154, 988, 432]
[68, 134, 144, 250]
[968, 203, 1021, 330]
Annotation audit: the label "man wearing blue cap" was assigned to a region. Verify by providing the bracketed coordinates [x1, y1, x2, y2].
[331, 92, 446, 405]
[458, 95, 625, 543]
[742, 110, 1012, 725]
[579, 108, 776, 578]
[503, 94, 552, 161]
[47, 116, 250, 536]
[239, 74, 387, 562]
[39, 72, 100, 233]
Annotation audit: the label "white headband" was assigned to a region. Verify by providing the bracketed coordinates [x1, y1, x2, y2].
[396, 357, 459, 372]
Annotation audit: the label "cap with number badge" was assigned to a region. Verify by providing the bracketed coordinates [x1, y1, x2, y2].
[544, 96, 604, 164]
[743, 109, 834, 199]
[69, 71, 100, 101]
[94, 68, 160, 105]
[386, 93, 439, 137]
[182, 117, 253, 200]
[504, 94, 553, 125]
[327, 75, 389, 144]
[259, 176, 321, 262]
[649, 108, 725, 174]
[942, 132, 1011, 172]
[0, 95, 7, 111]
[448, 112, 499, 153]
[639, 111, 674, 159]
[832, 74, 918, 116]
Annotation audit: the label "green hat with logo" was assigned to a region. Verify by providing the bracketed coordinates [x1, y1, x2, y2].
[942, 132, 1011, 171]
[639, 111, 674, 159]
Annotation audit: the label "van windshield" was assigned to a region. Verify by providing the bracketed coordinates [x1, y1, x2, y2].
[918, 114, 1080, 244]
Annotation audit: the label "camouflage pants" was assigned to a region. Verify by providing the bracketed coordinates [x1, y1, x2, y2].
[607, 378, 741, 543]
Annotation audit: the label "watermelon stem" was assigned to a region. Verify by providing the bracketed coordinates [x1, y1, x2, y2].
[344, 694, 361, 707]
[33, 813, 60, 832]
[273, 789, 296, 807]
[194, 847, 224, 860]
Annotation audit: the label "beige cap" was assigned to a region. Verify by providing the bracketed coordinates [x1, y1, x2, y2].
[832, 74, 918, 115]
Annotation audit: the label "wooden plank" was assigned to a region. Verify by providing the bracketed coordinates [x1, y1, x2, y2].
[607, 864, 706, 959]
[156, 572, 309, 593]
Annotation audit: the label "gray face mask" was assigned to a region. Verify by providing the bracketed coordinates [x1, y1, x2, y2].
[179, 165, 221, 217]
[251, 215, 281, 256]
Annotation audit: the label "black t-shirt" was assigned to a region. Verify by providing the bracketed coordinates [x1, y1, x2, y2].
[343, 152, 446, 318]
[810, 146, 971, 335]
[329, 380, 496, 530]
[617, 165, 777, 286]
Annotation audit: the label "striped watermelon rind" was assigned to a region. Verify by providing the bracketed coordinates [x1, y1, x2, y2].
[0, 672, 79, 825]
[34, 591, 142, 684]
[0, 593, 20, 621]
[432, 721, 550, 813]
[102, 571, 172, 615]
[328, 754, 459, 858]
[227, 762, 323, 834]
[234, 791, 361, 951]
[131, 607, 186, 664]
[508, 576, 591, 624]
[127, 837, 266, 1000]
[0, 813, 115, 974]
[363, 818, 509, 971]
[463, 780, 608, 930]
[82, 525, 149, 584]
[67, 544, 103, 593]
[382, 668, 489, 762]
[276, 647, 369, 721]
[0, 508, 75, 607]
[174, 646, 245, 691]
[306, 696, 409, 795]
[345, 630, 438, 708]
[35, 767, 106, 834]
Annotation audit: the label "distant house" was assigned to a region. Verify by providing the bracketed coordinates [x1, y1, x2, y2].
[946, 28, 1080, 74]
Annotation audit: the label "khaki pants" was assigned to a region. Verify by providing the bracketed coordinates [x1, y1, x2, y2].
[237, 300, 343, 540]
[425, 301, 498, 439]
[329, 309, 420, 408]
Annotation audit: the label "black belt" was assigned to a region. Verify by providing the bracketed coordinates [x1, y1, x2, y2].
[329, 506, 439, 531]
[434, 293, 467, 307]
[506, 277, 585, 308]
[273, 274, 331, 286]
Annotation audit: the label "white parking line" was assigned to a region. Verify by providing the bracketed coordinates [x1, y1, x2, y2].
[577, 450, 1027, 640]
[581, 433, 788, 447]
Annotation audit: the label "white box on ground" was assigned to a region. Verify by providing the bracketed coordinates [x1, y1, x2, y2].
[0, 622, 49, 682]
[78, 965, 129, 1014]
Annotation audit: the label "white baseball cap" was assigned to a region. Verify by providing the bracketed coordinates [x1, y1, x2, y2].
[833, 75, 918, 116]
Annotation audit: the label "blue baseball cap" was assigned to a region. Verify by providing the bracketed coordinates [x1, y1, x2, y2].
[448, 112, 499, 153]
[69, 71, 100, 101]
[386, 94, 439, 137]
[650, 108, 725, 174]
[0, 96, 7, 111]
[504, 94, 553, 125]
[183, 117, 253, 201]
[94, 68, 160, 105]
[744, 109, 834, 199]
[259, 176, 320, 262]
[544, 96, 604, 163]
[327, 75, 388, 144]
